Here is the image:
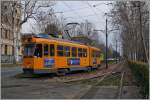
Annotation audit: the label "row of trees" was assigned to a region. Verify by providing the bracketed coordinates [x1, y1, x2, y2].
[111, 1, 149, 62]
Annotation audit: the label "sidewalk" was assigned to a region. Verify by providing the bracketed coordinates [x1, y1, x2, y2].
[1, 63, 22, 67]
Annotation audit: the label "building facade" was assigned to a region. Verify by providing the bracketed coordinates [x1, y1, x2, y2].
[1, 1, 22, 64]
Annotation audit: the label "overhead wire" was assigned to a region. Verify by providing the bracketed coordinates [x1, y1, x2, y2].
[62, 1, 85, 22]
[55, 1, 106, 25]
[86, 1, 103, 24]
[60, 6, 90, 13]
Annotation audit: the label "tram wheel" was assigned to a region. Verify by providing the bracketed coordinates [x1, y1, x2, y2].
[87, 67, 92, 72]
[56, 69, 69, 76]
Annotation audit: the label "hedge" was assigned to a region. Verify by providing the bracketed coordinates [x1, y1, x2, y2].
[128, 60, 149, 99]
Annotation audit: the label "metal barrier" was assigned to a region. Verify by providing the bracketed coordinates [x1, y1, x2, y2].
[1, 55, 23, 64]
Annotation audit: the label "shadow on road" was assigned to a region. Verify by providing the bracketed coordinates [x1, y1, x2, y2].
[13, 69, 93, 79]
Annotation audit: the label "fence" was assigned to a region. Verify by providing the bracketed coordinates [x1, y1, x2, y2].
[1, 55, 22, 64]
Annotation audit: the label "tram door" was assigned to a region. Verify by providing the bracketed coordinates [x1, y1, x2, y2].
[43, 44, 55, 69]
[34, 44, 43, 69]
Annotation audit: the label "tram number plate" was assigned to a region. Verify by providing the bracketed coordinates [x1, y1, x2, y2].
[68, 58, 80, 65]
[44, 58, 54, 67]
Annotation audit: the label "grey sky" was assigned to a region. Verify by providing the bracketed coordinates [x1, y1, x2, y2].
[21, 1, 116, 48]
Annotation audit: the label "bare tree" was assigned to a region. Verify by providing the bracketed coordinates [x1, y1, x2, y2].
[33, 8, 61, 34]
[20, 0, 55, 25]
[70, 20, 101, 46]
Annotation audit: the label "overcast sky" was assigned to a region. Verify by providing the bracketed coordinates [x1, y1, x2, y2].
[21, 1, 118, 49]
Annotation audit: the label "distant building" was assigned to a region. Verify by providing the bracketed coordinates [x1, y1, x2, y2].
[1, 1, 22, 63]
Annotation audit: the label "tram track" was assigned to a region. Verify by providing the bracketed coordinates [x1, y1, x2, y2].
[117, 71, 125, 99]
[55, 63, 120, 83]
[72, 62, 124, 99]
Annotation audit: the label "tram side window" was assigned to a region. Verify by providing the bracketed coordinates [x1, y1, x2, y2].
[64, 46, 70, 57]
[92, 50, 96, 57]
[96, 51, 98, 57]
[44, 44, 48, 56]
[97, 51, 100, 57]
[95, 51, 97, 57]
[57, 45, 63, 56]
[34, 44, 42, 57]
[94, 51, 97, 57]
[83, 48, 87, 57]
[92, 50, 94, 57]
[50, 44, 55, 56]
[72, 47, 77, 57]
[78, 48, 82, 57]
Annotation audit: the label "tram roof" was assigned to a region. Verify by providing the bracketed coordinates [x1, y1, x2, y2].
[22, 34, 100, 51]
[34, 37, 100, 51]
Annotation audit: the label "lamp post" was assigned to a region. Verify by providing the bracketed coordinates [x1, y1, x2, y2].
[93, 29, 108, 69]
[94, 13, 119, 69]
[115, 39, 117, 64]
[93, 14, 108, 69]
[92, 3, 114, 69]
[105, 13, 108, 69]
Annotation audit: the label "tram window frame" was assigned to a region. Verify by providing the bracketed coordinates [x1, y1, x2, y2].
[34, 44, 42, 57]
[44, 44, 49, 56]
[64, 46, 70, 57]
[57, 45, 64, 56]
[78, 48, 83, 57]
[72, 47, 77, 57]
[83, 48, 87, 57]
[50, 44, 55, 56]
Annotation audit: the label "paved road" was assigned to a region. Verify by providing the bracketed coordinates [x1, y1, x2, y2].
[1, 66, 22, 77]
[1, 66, 90, 99]
[1, 63, 140, 99]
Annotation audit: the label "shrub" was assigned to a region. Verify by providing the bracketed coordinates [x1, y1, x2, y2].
[128, 60, 149, 99]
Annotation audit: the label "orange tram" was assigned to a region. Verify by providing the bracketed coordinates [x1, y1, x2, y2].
[22, 34, 102, 75]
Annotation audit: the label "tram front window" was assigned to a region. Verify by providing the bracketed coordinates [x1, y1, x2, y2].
[24, 44, 35, 57]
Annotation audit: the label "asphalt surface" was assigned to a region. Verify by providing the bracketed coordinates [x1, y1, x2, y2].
[1, 66, 90, 99]
[1, 66, 22, 77]
[1, 64, 140, 99]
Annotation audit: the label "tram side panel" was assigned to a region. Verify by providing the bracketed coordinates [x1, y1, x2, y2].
[89, 47, 100, 68]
